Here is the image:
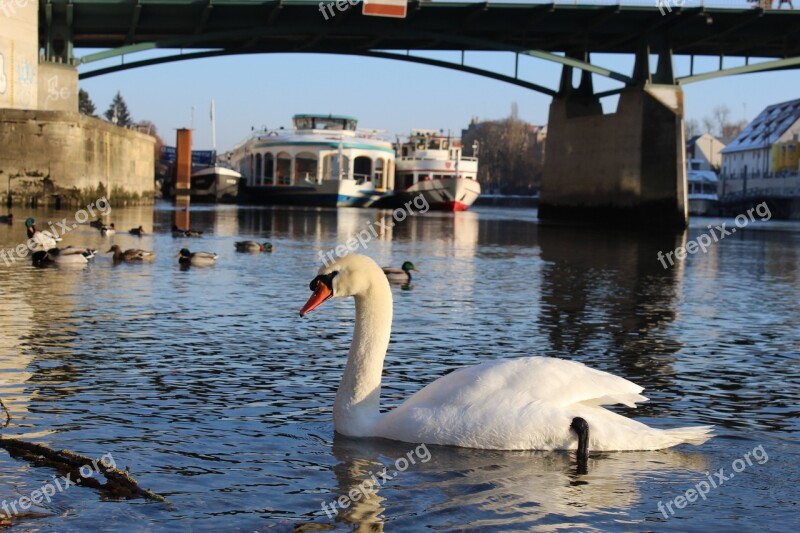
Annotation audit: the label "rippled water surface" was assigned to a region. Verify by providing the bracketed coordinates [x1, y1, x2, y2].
[0, 204, 798, 532]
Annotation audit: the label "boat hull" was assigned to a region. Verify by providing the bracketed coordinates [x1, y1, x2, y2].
[688, 196, 720, 216]
[191, 167, 241, 203]
[378, 177, 481, 212]
[243, 180, 387, 208]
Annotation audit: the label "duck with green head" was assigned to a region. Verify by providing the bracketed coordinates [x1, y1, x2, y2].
[382, 261, 419, 283]
[178, 248, 217, 266]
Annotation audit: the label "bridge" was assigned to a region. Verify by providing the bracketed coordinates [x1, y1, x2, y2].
[44, 1, 800, 88]
[3, 1, 800, 225]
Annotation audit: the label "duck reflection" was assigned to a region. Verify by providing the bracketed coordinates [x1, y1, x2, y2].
[327, 434, 708, 530]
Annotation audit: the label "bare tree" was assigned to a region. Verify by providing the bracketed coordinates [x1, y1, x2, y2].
[462, 105, 545, 194]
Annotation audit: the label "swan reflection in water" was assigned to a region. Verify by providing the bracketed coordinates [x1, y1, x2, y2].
[326, 435, 709, 531]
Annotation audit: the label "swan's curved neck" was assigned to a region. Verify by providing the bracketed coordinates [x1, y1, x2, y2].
[334, 278, 393, 437]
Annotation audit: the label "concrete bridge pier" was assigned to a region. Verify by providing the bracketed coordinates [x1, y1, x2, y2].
[540, 47, 688, 229]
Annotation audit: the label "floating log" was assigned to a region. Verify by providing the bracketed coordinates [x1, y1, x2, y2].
[0, 437, 168, 503]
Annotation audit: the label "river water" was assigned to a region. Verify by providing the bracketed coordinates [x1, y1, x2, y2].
[0, 203, 797, 532]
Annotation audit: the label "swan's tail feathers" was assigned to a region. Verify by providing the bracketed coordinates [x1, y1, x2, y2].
[663, 425, 715, 446]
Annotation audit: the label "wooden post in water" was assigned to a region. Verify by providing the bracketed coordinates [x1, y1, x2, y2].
[174, 128, 192, 230]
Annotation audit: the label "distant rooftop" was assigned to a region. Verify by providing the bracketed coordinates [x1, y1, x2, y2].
[722, 98, 800, 153]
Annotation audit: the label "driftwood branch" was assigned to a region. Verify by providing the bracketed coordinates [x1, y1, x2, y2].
[0, 511, 50, 528]
[0, 399, 10, 429]
[0, 437, 168, 504]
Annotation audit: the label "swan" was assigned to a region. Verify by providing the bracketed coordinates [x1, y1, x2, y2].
[107, 244, 156, 262]
[300, 254, 713, 459]
[177, 248, 217, 266]
[235, 241, 273, 253]
[382, 261, 418, 283]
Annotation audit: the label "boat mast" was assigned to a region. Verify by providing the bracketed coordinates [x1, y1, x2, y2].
[210, 99, 217, 159]
[338, 135, 344, 180]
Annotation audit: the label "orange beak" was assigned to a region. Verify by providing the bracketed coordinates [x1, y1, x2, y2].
[300, 280, 333, 317]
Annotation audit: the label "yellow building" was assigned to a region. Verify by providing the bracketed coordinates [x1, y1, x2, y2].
[772, 140, 800, 173]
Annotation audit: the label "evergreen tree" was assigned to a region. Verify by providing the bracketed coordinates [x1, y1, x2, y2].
[78, 89, 96, 116]
[104, 91, 133, 127]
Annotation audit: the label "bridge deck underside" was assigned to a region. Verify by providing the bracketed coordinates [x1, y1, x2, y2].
[46, 1, 800, 58]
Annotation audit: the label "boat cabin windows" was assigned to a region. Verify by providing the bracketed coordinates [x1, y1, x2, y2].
[354, 156, 372, 183]
[255, 154, 263, 185]
[426, 138, 447, 150]
[689, 181, 717, 195]
[293, 115, 357, 132]
[328, 154, 350, 180]
[375, 158, 385, 190]
[264, 153, 274, 185]
[277, 152, 292, 185]
[295, 153, 319, 183]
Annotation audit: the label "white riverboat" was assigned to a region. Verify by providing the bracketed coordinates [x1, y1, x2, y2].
[388, 130, 481, 212]
[226, 114, 395, 207]
[687, 170, 720, 216]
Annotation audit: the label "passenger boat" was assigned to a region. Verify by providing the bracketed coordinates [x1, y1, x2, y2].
[188, 99, 242, 203]
[687, 170, 720, 216]
[226, 114, 395, 207]
[191, 165, 242, 203]
[387, 130, 481, 212]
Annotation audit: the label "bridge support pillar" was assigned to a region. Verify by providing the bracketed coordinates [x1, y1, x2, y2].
[540, 48, 687, 229]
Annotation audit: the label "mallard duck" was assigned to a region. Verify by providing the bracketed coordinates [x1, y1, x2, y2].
[382, 261, 418, 283]
[25, 218, 61, 250]
[234, 241, 273, 253]
[129, 226, 146, 236]
[63, 246, 97, 260]
[32, 247, 91, 266]
[107, 244, 156, 262]
[178, 248, 217, 266]
[89, 218, 105, 228]
[100, 223, 116, 236]
[0, 213, 12, 224]
[172, 225, 203, 238]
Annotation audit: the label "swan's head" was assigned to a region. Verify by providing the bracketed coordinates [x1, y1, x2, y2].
[300, 254, 385, 317]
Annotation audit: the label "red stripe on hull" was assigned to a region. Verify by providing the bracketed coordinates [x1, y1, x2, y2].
[428, 200, 471, 212]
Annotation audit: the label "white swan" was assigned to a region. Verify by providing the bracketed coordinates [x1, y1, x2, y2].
[300, 254, 712, 455]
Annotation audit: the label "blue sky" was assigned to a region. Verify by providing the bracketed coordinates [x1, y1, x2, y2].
[78, 50, 800, 152]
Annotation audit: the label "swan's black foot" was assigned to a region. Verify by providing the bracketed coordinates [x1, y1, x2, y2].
[570, 417, 590, 475]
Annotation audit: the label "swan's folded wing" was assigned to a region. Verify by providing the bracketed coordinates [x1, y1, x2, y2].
[400, 357, 647, 411]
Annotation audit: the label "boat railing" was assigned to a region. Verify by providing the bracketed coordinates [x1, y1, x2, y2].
[303, 173, 323, 185]
[354, 173, 372, 185]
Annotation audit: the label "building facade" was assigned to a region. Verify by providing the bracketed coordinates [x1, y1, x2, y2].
[720, 98, 800, 199]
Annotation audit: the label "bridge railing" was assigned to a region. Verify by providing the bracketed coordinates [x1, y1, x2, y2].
[433, 0, 795, 9]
